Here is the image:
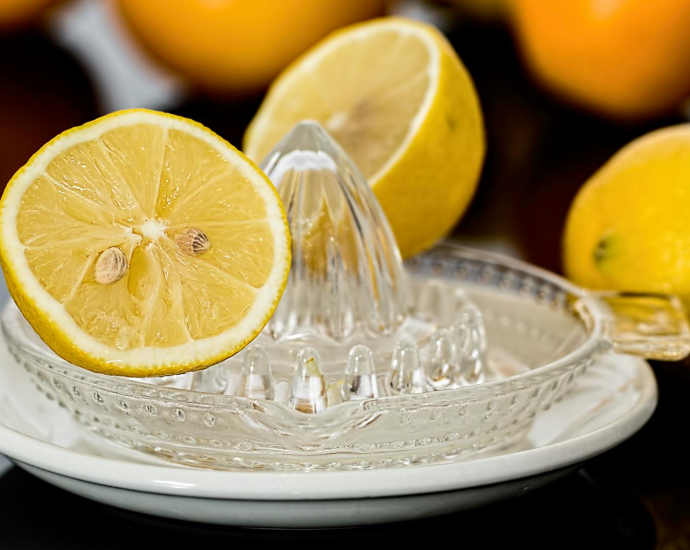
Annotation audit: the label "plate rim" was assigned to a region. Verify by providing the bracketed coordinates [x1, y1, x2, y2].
[0, 356, 657, 501]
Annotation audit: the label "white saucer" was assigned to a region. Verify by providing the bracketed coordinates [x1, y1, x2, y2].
[0, 327, 656, 528]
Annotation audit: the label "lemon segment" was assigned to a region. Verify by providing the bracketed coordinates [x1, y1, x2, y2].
[244, 17, 485, 258]
[0, 109, 290, 376]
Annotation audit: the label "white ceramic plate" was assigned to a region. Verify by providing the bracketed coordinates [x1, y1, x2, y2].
[0, 327, 656, 528]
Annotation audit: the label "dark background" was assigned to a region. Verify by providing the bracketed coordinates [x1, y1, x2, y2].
[1, 1, 689, 547]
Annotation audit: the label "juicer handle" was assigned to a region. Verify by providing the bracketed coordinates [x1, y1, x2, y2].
[593, 291, 690, 361]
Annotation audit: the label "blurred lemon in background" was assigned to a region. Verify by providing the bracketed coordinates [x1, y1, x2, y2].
[0, 0, 57, 30]
[116, 0, 386, 95]
[245, 17, 484, 258]
[564, 125, 690, 300]
[511, 0, 690, 119]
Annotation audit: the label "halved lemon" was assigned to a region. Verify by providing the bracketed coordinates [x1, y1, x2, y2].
[0, 109, 290, 377]
[244, 17, 485, 258]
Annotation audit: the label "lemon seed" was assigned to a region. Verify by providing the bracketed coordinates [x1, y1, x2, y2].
[176, 228, 211, 256]
[94, 247, 128, 285]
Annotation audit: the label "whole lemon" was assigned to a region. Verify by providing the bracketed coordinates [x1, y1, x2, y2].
[0, 0, 58, 30]
[564, 125, 690, 299]
[116, 0, 386, 95]
[511, 0, 690, 119]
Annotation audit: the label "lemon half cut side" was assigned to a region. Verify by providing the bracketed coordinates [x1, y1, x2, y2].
[0, 109, 290, 377]
[244, 17, 485, 257]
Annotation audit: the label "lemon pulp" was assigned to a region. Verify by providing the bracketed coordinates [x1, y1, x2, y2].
[246, 23, 433, 183]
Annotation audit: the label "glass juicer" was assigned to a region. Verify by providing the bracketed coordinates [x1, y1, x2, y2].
[4, 122, 690, 471]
